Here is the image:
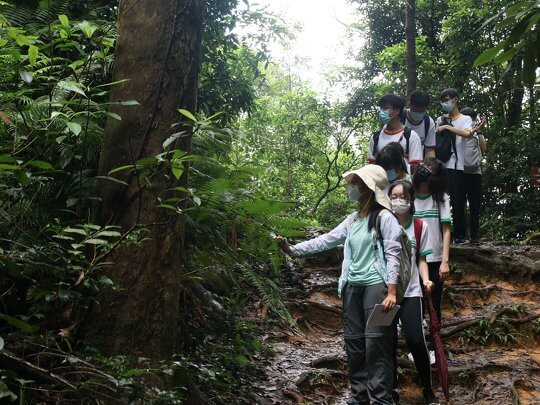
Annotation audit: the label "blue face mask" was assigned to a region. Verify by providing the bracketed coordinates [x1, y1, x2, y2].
[441, 101, 454, 112]
[409, 111, 425, 123]
[387, 170, 398, 183]
[379, 110, 391, 124]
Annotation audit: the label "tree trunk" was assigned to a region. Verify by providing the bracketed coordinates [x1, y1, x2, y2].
[81, 0, 204, 359]
[405, 0, 417, 96]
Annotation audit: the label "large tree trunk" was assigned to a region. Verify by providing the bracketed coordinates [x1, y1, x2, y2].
[405, 0, 417, 96]
[81, 0, 204, 359]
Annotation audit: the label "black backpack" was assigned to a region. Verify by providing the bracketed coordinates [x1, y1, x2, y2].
[373, 127, 413, 159]
[435, 116, 457, 163]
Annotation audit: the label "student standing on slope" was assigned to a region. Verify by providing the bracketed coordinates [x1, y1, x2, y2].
[276, 165, 402, 405]
[368, 93, 423, 171]
[412, 158, 452, 322]
[388, 180, 439, 405]
[460, 108, 487, 244]
[403, 90, 436, 158]
[436, 89, 473, 244]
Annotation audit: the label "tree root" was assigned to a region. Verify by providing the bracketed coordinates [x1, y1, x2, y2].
[306, 300, 342, 315]
[441, 309, 540, 338]
[282, 389, 303, 404]
[310, 354, 345, 369]
[0, 349, 78, 391]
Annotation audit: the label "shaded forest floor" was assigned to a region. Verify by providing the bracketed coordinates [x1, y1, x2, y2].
[252, 242, 540, 404]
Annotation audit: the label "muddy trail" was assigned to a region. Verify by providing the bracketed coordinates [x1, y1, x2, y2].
[257, 243, 540, 404]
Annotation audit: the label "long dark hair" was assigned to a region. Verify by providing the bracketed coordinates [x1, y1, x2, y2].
[376, 142, 408, 175]
[412, 157, 448, 203]
[368, 202, 386, 231]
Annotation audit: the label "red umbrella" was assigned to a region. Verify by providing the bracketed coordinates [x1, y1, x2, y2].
[428, 294, 450, 401]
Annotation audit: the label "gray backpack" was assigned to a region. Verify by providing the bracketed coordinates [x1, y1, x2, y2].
[464, 134, 482, 173]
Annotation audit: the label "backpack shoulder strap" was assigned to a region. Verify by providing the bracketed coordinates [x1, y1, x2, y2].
[423, 115, 430, 137]
[373, 130, 381, 156]
[403, 127, 412, 155]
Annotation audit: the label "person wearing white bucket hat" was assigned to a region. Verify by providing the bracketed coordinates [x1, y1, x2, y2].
[277, 164, 403, 405]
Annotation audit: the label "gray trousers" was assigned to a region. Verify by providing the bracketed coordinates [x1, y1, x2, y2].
[342, 283, 394, 405]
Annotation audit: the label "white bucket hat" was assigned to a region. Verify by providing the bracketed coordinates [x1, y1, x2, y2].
[342, 164, 392, 211]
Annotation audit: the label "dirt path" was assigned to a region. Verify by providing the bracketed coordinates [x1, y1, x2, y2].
[259, 243, 540, 404]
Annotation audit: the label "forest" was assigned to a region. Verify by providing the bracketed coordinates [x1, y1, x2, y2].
[0, 0, 538, 403]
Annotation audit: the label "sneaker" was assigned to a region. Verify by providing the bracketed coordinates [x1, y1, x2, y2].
[423, 388, 439, 404]
[453, 238, 467, 245]
[392, 389, 401, 404]
[407, 352, 414, 362]
[429, 350, 436, 366]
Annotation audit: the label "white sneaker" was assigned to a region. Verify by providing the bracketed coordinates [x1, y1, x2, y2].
[429, 350, 436, 365]
[407, 352, 414, 362]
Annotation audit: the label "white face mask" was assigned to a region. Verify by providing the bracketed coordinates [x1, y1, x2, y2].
[392, 198, 410, 214]
[347, 184, 361, 201]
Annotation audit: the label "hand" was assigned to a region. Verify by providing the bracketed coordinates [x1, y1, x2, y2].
[437, 125, 450, 133]
[381, 292, 396, 312]
[275, 236, 292, 255]
[439, 261, 450, 281]
[423, 279, 434, 294]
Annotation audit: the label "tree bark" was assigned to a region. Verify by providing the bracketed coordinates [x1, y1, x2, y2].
[405, 0, 417, 96]
[81, 0, 204, 359]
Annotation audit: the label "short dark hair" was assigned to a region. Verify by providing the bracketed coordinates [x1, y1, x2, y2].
[376, 142, 408, 175]
[379, 93, 406, 114]
[439, 88, 459, 101]
[409, 90, 430, 108]
[460, 107, 477, 120]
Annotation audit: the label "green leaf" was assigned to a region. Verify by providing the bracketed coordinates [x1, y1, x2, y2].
[14, 171, 29, 186]
[0, 381, 16, 401]
[172, 166, 184, 179]
[95, 175, 129, 186]
[178, 109, 196, 121]
[106, 112, 122, 120]
[84, 238, 108, 245]
[109, 164, 138, 175]
[63, 227, 87, 236]
[19, 71, 33, 83]
[26, 160, 53, 170]
[473, 42, 505, 67]
[58, 81, 86, 97]
[58, 14, 69, 28]
[98, 276, 114, 285]
[0, 155, 16, 163]
[95, 230, 122, 238]
[522, 43, 537, 87]
[0, 164, 20, 170]
[28, 44, 38, 65]
[0, 313, 38, 334]
[67, 122, 82, 135]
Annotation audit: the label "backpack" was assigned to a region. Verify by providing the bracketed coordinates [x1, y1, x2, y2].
[463, 134, 482, 173]
[373, 127, 413, 159]
[435, 116, 457, 163]
[372, 210, 412, 304]
[401, 111, 430, 145]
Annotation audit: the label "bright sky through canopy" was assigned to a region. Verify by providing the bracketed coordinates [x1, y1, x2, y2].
[260, 0, 358, 94]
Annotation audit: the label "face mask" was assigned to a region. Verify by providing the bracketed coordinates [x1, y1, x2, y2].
[409, 111, 425, 123]
[392, 198, 410, 214]
[378, 109, 391, 124]
[441, 101, 454, 112]
[387, 170, 398, 183]
[347, 184, 361, 202]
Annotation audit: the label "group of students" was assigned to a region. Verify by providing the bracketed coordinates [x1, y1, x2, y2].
[368, 89, 486, 244]
[275, 89, 487, 404]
